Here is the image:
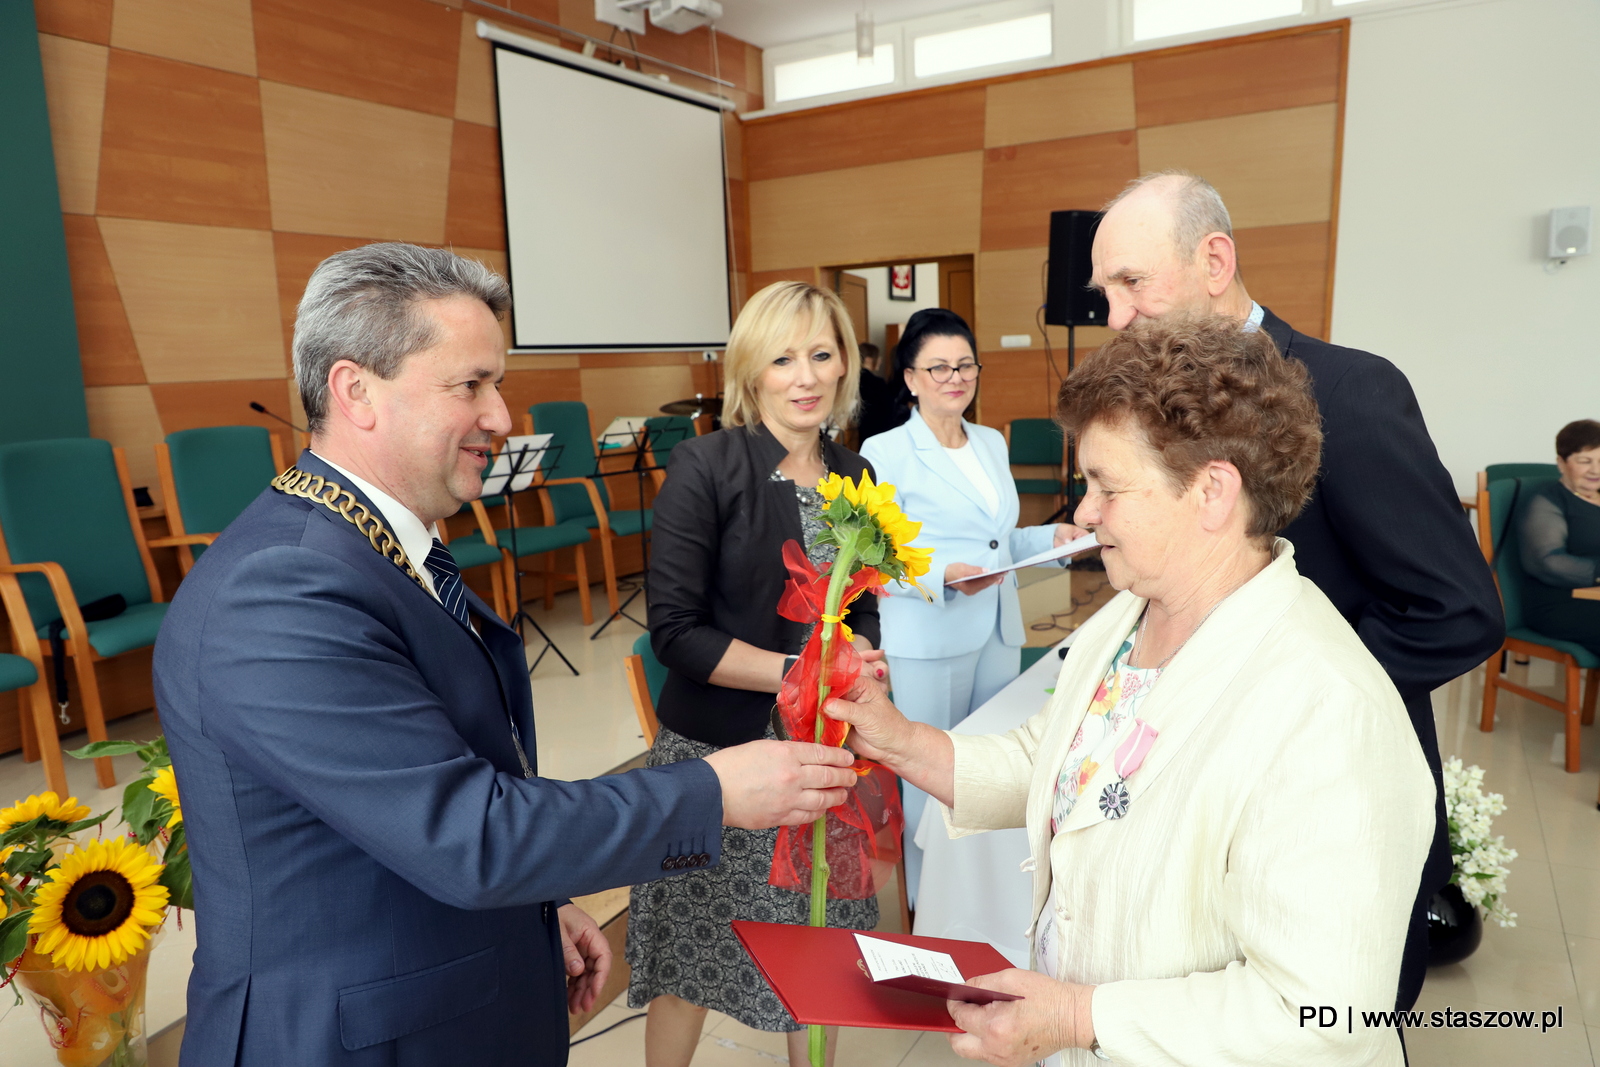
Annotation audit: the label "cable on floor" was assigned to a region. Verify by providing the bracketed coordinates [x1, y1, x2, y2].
[570, 1010, 647, 1046]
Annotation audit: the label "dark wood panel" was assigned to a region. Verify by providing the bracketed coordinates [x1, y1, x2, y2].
[1234, 221, 1330, 340]
[150, 379, 298, 436]
[577, 352, 696, 369]
[1133, 29, 1341, 129]
[97, 49, 271, 228]
[254, 0, 461, 117]
[745, 88, 985, 182]
[980, 130, 1138, 251]
[973, 349, 1062, 431]
[445, 119, 506, 250]
[728, 176, 750, 277]
[748, 268, 817, 303]
[499, 367, 583, 422]
[272, 231, 378, 354]
[33, 0, 111, 44]
[62, 213, 142, 386]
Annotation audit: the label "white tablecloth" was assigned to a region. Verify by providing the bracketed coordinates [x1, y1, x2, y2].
[910, 632, 1078, 967]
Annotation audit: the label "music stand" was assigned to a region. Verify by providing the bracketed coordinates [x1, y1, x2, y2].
[482, 436, 578, 676]
[587, 421, 690, 640]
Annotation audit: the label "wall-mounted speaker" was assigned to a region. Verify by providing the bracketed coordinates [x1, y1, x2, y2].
[1044, 210, 1109, 327]
[1549, 206, 1591, 259]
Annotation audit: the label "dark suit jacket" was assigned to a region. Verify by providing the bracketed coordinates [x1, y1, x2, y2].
[154, 451, 723, 1067]
[648, 424, 880, 748]
[1265, 308, 1504, 927]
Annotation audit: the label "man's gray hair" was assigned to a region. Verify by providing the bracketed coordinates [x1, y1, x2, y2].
[1104, 170, 1234, 260]
[294, 242, 510, 433]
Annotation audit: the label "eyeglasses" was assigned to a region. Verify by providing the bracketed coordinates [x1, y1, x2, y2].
[918, 361, 982, 383]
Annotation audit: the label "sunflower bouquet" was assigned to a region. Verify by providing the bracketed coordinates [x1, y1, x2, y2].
[768, 472, 931, 1067]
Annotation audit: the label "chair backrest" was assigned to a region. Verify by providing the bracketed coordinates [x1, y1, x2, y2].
[530, 401, 606, 523]
[163, 426, 279, 555]
[632, 630, 668, 705]
[1008, 419, 1064, 466]
[1486, 462, 1558, 483]
[643, 416, 695, 470]
[0, 438, 152, 627]
[1487, 475, 1559, 632]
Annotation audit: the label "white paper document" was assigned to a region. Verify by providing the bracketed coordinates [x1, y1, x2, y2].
[943, 532, 1100, 585]
[597, 416, 649, 449]
[480, 434, 553, 497]
[853, 934, 965, 984]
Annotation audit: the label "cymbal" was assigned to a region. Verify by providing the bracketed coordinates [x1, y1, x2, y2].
[660, 397, 723, 417]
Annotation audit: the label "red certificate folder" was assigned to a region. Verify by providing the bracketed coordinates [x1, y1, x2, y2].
[731, 921, 1018, 1033]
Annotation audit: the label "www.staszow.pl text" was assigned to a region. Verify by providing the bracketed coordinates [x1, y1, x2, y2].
[1300, 1006, 1565, 1032]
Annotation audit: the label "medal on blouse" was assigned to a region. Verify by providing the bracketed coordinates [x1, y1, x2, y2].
[1097, 718, 1159, 819]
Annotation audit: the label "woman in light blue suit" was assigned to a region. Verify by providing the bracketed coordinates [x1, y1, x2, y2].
[860, 309, 1071, 903]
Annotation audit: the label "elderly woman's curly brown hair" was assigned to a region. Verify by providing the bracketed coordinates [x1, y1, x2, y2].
[1056, 316, 1323, 539]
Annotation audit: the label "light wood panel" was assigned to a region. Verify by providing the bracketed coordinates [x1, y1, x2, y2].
[975, 349, 1059, 431]
[33, 0, 112, 44]
[580, 365, 694, 441]
[271, 232, 374, 356]
[109, 0, 256, 76]
[253, 0, 460, 118]
[748, 152, 983, 272]
[1234, 221, 1330, 340]
[1133, 29, 1341, 129]
[744, 88, 985, 183]
[62, 213, 142, 386]
[445, 119, 505, 250]
[984, 64, 1135, 148]
[259, 80, 454, 243]
[980, 129, 1139, 251]
[98, 49, 271, 228]
[974, 246, 1114, 354]
[150, 379, 299, 436]
[499, 367, 582, 424]
[99, 217, 285, 382]
[1136, 104, 1338, 229]
[84, 384, 164, 499]
[37, 33, 106, 215]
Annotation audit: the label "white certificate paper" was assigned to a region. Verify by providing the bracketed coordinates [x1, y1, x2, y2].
[943, 532, 1100, 586]
[853, 934, 965, 984]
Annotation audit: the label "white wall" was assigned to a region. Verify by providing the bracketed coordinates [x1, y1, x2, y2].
[1330, 0, 1600, 495]
[844, 263, 942, 351]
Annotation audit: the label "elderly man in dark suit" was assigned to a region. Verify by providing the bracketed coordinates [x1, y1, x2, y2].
[153, 243, 858, 1066]
[1085, 172, 1504, 1014]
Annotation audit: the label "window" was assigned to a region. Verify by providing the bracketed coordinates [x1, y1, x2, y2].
[772, 44, 896, 104]
[1131, 0, 1302, 42]
[912, 11, 1053, 79]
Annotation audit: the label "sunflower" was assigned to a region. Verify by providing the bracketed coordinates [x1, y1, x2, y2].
[0, 791, 92, 833]
[29, 839, 168, 972]
[147, 766, 182, 828]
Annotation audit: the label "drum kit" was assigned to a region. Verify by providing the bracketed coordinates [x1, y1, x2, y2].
[659, 394, 723, 424]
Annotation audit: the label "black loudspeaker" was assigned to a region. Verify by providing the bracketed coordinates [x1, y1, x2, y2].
[1044, 210, 1108, 327]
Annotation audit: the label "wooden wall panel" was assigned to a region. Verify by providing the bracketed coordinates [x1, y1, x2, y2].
[744, 89, 985, 183]
[445, 120, 505, 250]
[1234, 221, 1330, 339]
[748, 268, 819, 298]
[37, 33, 107, 216]
[253, 0, 460, 117]
[975, 349, 1060, 431]
[974, 246, 1116, 354]
[749, 152, 983, 272]
[1133, 30, 1341, 129]
[980, 130, 1138, 251]
[109, 0, 256, 76]
[260, 80, 454, 243]
[1136, 104, 1337, 229]
[580, 365, 695, 441]
[455, 246, 513, 353]
[98, 50, 271, 228]
[99, 217, 285, 382]
[499, 367, 582, 424]
[62, 213, 142, 386]
[33, 0, 112, 44]
[150, 379, 300, 437]
[84, 384, 165, 497]
[984, 64, 1135, 148]
[722, 111, 744, 182]
[271, 232, 374, 354]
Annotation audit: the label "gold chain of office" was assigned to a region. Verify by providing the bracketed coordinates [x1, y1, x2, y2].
[270, 468, 427, 589]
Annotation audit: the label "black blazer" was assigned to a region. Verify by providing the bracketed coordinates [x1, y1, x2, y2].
[648, 424, 881, 748]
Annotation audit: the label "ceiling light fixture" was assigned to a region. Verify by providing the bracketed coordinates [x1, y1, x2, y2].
[856, 10, 875, 62]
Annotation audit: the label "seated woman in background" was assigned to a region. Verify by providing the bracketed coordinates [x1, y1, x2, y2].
[1517, 418, 1600, 655]
[859, 307, 1073, 904]
[630, 281, 884, 1067]
[827, 318, 1433, 1066]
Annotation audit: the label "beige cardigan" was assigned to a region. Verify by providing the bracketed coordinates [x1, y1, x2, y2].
[943, 541, 1433, 1066]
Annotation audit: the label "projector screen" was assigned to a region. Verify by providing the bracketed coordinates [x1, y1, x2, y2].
[494, 44, 731, 351]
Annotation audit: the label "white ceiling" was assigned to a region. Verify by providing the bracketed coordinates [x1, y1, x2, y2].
[712, 0, 987, 48]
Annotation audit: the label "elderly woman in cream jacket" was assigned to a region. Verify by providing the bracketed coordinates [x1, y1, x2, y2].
[828, 318, 1434, 1067]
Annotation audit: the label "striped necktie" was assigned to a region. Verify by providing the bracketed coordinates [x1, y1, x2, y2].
[424, 538, 472, 631]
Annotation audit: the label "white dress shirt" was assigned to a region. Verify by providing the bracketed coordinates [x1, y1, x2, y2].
[312, 452, 442, 601]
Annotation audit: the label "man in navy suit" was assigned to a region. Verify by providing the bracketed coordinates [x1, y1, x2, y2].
[153, 243, 857, 1066]
[1083, 173, 1503, 1015]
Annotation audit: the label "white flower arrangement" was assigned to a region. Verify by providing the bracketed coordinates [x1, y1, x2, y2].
[1443, 757, 1517, 928]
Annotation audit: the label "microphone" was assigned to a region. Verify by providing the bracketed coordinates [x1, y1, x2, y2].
[250, 402, 307, 433]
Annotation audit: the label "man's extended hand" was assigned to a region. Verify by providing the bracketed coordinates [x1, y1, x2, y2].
[557, 903, 612, 1016]
[704, 741, 856, 828]
[946, 969, 1094, 1066]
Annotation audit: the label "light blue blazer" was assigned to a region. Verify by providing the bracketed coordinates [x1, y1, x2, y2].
[861, 408, 1057, 660]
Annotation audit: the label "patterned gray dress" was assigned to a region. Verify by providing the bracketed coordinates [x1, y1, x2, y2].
[625, 470, 879, 1031]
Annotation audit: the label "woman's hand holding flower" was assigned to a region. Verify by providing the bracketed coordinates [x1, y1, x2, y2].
[825, 675, 955, 807]
[946, 969, 1096, 1066]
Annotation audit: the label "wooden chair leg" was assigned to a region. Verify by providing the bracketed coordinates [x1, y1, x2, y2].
[575, 544, 593, 626]
[1583, 668, 1598, 727]
[18, 690, 40, 762]
[597, 531, 620, 616]
[27, 679, 67, 796]
[1480, 651, 1502, 732]
[489, 559, 508, 621]
[1565, 660, 1583, 773]
[74, 654, 116, 788]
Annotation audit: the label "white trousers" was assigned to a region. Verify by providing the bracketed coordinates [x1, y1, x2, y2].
[886, 627, 1020, 908]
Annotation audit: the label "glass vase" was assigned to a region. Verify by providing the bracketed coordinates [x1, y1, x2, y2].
[15, 932, 159, 1067]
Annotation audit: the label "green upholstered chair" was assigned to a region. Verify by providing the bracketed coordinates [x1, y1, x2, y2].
[525, 401, 653, 618]
[1486, 462, 1559, 483]
[495, 519, 593, 625]
[0, 563, 62, 794]
[641, 415, 696, 491]
[624, 631, 667, 745]
[0, 439, 210, 787]
[155, 425, 286, 573]
[1477, 475, 1599, 772]
[1007, 418, 1066, 502]
[437, 499, 515, 621]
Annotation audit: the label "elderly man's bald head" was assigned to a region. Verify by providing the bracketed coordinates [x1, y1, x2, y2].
[1104, 171, 1234, 260]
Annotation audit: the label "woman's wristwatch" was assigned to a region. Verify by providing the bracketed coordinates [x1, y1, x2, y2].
[782, 654, 799, 678]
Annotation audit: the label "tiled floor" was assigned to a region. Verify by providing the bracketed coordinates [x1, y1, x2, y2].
[2, 577, 1598, 1066]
